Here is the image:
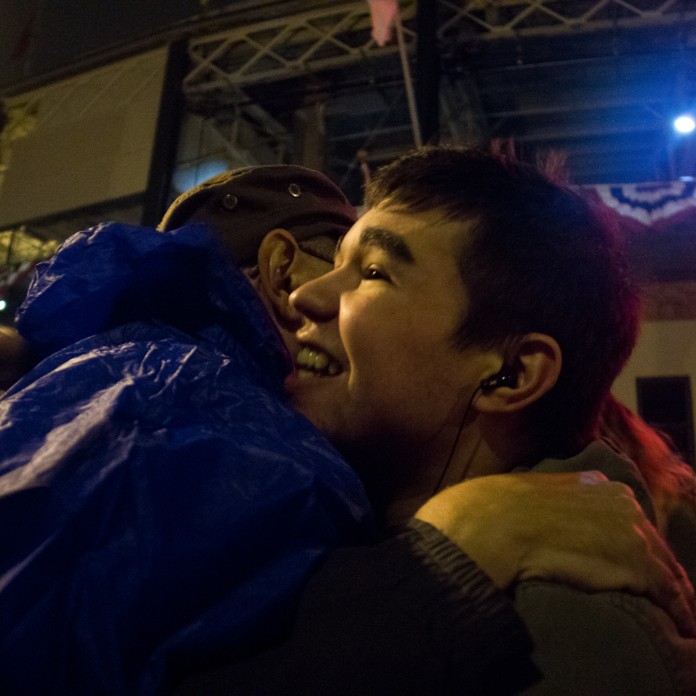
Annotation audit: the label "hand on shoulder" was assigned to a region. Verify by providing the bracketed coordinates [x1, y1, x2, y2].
[415, 470, 696, 637]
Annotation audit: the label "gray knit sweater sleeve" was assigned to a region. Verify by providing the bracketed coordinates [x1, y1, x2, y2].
[176, 522, 539, 695]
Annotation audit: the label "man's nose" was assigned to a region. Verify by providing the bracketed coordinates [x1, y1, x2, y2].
[289, 271, 341, 322]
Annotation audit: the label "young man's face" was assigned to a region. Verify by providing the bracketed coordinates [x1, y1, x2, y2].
[285, 204, 495, 455]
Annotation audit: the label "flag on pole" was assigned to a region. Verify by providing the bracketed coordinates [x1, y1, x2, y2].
[367, 0, 399, 47]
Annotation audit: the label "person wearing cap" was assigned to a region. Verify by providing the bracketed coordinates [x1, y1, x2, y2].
[0, 164, 692, 695]
[0, 165, 375, 695]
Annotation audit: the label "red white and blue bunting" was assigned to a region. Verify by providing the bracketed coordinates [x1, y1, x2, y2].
[588, 180, 696, 230]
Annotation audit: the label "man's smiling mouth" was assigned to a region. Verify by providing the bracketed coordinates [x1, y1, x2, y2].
[295, 345, 342, 377]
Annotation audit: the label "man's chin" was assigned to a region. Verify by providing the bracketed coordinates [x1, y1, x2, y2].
[284, 372, 330, 424]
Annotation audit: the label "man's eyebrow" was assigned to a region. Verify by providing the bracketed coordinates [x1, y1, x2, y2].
[359, 226, 415, 264]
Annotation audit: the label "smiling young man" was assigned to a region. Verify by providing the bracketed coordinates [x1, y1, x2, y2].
[281, 146, 696, 693]
[287, 204, 507, 522]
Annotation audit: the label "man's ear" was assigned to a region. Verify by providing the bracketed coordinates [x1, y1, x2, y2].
[256, 228, 303, 326]
[476, 333, 562, 414]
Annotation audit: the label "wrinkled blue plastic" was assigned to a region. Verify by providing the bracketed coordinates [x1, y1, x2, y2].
[0, 222, 373, 695]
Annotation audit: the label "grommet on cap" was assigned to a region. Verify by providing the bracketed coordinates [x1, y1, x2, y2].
[222, 193, 239, 210]
[288, 183, 302, 198]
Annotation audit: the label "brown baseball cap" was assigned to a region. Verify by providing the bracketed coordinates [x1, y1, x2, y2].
[158, 165, 357, 266]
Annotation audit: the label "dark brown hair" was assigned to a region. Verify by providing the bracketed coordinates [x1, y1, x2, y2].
[366, 145, 641, 457]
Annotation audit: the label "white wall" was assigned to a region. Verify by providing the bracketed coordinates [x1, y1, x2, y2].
[0, 48, 167, 227]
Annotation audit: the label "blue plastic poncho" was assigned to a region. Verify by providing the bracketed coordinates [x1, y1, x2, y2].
[0, 222, 373, 695]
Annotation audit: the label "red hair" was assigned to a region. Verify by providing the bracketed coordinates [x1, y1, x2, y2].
[599, 394, 696, 533]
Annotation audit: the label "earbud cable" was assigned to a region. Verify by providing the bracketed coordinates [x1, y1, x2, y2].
[432, 385, 483, 496]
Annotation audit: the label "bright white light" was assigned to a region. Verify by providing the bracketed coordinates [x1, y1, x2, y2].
[0, 300, 6, 311]
[674, 114, 696, 134]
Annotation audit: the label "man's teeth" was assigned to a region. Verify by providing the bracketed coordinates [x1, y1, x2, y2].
[296, 347, 341, 375]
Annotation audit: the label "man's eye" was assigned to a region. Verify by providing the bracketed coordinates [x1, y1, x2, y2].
[363, 265, 389, 281]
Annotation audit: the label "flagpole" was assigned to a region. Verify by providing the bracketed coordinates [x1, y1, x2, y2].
[394, 5, 422, 148]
